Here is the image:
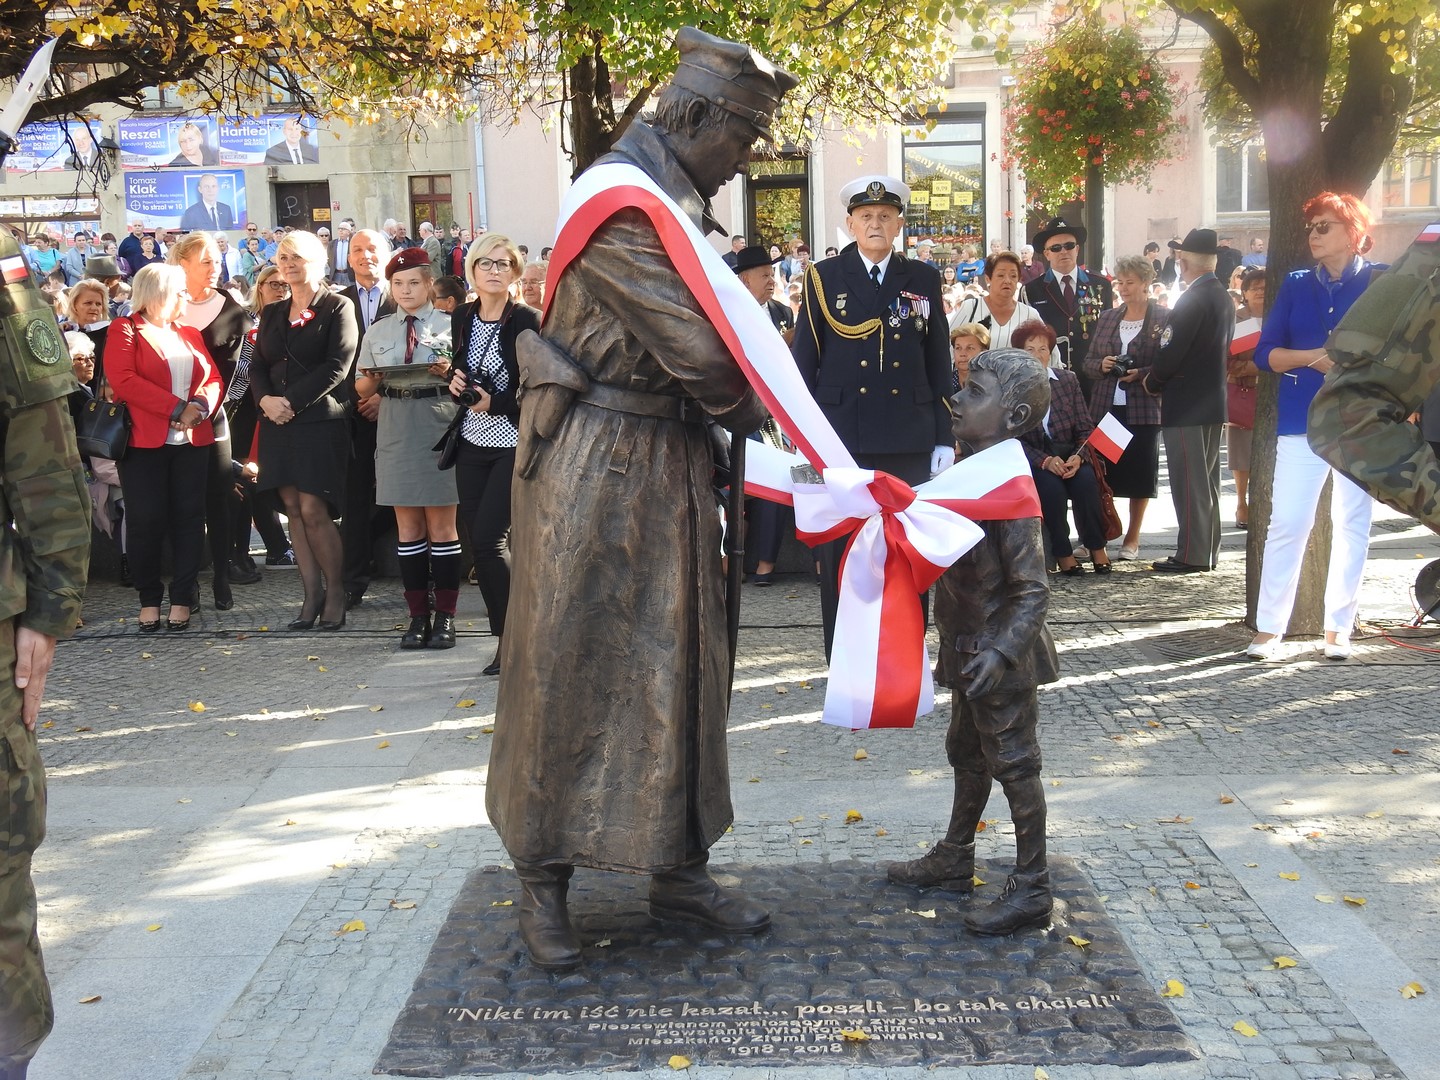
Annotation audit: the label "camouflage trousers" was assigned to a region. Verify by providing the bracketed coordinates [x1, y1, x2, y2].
[0, 619, 52, 1070]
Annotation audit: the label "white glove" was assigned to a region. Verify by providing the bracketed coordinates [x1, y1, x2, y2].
[930, 444, 956, 477]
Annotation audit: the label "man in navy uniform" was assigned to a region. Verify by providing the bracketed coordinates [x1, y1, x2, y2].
[792, 175, 953, 658]
[1142, 228, 1233, 572]
[1023, 217, 1113, 387]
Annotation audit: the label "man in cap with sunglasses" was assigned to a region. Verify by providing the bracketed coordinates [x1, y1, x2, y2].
[791, 175, 954, 659]
[1024, 217, 1113, 387]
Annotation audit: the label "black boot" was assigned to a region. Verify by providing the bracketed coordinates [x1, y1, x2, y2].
[887, 771, 989, 893]
[650, 851, 769, 933]
[429, 612, 456, 649]
[965, 776, 1052, 935]
[483, 636, 502, 676]
[213, 567, 234, 611]
[516, 863, 581, 970]
[400, 614, 431, 649]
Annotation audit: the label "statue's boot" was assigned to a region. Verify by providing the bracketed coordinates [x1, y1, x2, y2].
[965, 776, 1052, 935]
[516, 862, 581, 969]
[649, 851, 770, 933]
[886, 771, 990, 894]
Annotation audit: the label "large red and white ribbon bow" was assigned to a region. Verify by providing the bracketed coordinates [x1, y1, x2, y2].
[548, 163, 1039, 730]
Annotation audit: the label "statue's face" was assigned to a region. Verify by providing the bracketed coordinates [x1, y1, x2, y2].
[680, 112, 761, 199]
[949, 366, 1011, 446]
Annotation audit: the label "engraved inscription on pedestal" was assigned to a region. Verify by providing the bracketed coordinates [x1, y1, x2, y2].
[376, 859, 1200, 1076]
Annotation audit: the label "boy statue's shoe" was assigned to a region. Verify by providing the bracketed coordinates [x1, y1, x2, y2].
[885, 840, 975, 894]
[964, 872, 1053, 936]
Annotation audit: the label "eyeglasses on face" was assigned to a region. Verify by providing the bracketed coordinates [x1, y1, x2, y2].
[1046, 241, 1078, 253]
[1304, 221, 1343, 237]
[474, 257, 512, 272]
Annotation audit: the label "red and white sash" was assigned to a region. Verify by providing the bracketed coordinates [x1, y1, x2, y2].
[548, 162, 1039, 729]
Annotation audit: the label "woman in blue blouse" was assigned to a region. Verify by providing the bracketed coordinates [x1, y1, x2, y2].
[1247, 192, 1380, 662]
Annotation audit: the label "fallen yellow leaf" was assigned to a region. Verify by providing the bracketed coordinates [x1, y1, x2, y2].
[1278, 871, 1301, 881]
[1271, 956, 1297, 969]
[853, 748, 868, 760]
[332, 862, 347, 869]
[281, 819, 297, 827]
[668, 1054, 691, 1069]
[1244, 862, 1259, 868]
[874, 828, 889, 837]
[1184, 881, 1201, 890]
[1343, 895, 1367, 906]
[188, 701, 206, 713]
[370, 705, 384, 712]
[465, 734, 479, 740]
[457, 699, 477, 708]
[1315, 894, 1335, 903]
[1067, 934, 1091, 948]
[838, 1028, 871, 1041]
[424, 842, 439, 848]
[1146, 720, 1162, 728]
[390, 900, 416, 910]
[1050, 780, 1061, 786]
[1233, 1020, 1258, 1038]
[146, 924, 162, 932]
[40, 720, 55, 729]
[481, 726, 494, 734]
[491, 900, 513, 907]
[1392, 748, 1410, 756]
[140, 652, 154, 660]
[800, 839, 813, 845]
[316, 665, 327, 672]
[337, 919, 366, 935]
[907, 768, 924, 776]
[972, 874, 986, 887]
[1365, 810, 1385, 819]
[306, 655, 320, 661]
[596, 938, 612, 948]
[788, 816, 804, 824]
[1306, 830, 1324, 840]
[1158, 815, 1194, 824]
[1035, 1069, 1050, 1080]
[844, 809, 863, 824]
[78, 994, 101, 1004]
[1400, 982, 1425, 999]
[1219, 794, 1235, 804]
[376, 740, 390, 749]
[906, 908, 937, 919]
[1160, 980, 1185, 998]
[224, 731, 237, 737]
[748, 776, 761, 783]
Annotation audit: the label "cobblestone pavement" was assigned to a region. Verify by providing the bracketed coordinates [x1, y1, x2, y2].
[27, 472, 1440, 1080]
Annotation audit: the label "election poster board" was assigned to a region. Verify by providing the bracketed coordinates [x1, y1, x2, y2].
[3, 121, 103, 173]
[124, 169, 248, 230]
[118, 114, 317, 168]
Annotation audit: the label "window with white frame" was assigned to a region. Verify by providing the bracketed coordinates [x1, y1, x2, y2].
[1216, 139, 1269, 214]
[1382, 153, 1438, 209]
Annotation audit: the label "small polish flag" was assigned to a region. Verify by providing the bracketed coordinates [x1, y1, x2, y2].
[1231, 316, 1262, 356]
[1087, 411, 1133, 464]
[1414, 222, 1440, 245]
[1, 256, 30, 285]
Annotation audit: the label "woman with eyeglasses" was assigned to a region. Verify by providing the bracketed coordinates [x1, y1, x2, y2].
[446, 234, 540, 674]
[1246, 192, 1382, 662]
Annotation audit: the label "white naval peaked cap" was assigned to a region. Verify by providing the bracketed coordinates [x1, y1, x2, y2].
[839, 175, 910, 212]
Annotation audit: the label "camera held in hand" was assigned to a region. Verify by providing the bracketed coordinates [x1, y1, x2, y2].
[1110, 353, 1136, 377]
[452, 366, 498, 408]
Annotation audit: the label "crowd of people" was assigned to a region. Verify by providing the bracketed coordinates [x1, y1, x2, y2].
[14, 178, 1384, 664]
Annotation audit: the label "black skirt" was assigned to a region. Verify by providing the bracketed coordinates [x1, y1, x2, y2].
[256, 417, 349, 518]
[1104, 415, 1160, 500]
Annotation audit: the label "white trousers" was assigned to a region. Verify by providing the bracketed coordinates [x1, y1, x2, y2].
[1256, 434, 1374, 636]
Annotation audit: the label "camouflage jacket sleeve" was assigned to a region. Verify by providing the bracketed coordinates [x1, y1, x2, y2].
[1308, 231, 1440, 533]
[0, 397, 91, 637]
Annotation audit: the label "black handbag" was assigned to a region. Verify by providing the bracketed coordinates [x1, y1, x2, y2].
[433, 409, 465, 470]
[75, 377, 131, 460]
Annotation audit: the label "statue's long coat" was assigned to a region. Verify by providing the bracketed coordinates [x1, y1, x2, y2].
[486, 120, 766, 874]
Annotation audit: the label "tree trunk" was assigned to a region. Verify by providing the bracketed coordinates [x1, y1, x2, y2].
[567, 47, 618, 178]
[1084, 163, 1105, 274]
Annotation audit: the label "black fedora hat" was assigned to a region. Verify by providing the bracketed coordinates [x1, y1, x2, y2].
[732, 245, 781, 274]
[1169, 228, 1220, 255]
[1032, 216, 1087, 250]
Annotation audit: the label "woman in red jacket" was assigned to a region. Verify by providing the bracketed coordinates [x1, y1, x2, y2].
[107, 263, 223, 632]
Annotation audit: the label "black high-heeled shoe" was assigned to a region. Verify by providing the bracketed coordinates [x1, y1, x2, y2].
[213, 578, 234, 611]
[138, 618, 162, 634]
[288, 594, 325, 631]
[316, 612, 347, 632]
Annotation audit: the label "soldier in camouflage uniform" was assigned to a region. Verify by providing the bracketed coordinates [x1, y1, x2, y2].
[1308, 222, 1440, 533]
[0, 227, 90, 1079]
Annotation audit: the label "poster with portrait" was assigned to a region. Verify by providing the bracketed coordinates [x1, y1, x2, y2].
[258, 115, 319, 166]
[3, 121, 71, 173]
[118, 117, 220, 169]
[124, 169, 248, 231]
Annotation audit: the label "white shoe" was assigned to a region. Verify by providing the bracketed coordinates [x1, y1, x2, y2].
[1323, 635, 1351, 660]
[1117, 544, 1140, 561]
[1246, 636, 1282, 661]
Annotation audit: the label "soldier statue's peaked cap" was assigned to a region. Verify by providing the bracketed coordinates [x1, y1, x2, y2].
[840, 175, 909, 212]
[670, 27, 798, 140]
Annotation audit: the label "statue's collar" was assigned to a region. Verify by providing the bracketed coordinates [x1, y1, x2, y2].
[604, 122, 724, 237]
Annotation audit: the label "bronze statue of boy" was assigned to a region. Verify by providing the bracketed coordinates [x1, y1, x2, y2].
[887, 348, 1061, 935]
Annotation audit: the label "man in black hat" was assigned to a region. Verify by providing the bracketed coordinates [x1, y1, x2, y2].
[1142, 228, 1233, 572]
[733, 244, 793, 340]
[1024, 217, 1113, 387]
[791, 174, 953, 659]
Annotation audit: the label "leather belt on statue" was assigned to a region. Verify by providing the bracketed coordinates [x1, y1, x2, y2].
[577, 380, 704, 424]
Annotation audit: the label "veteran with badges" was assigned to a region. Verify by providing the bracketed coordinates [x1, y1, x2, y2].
[353, 247, 462, 649]
[792, 175, 953, 659]
[1024, 217, 1114, 388]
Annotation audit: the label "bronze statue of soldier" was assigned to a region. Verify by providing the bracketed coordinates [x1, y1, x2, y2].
[486, 28, 797, 969]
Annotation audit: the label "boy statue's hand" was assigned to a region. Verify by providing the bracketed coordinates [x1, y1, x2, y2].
[961, 648, 1007, 699]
